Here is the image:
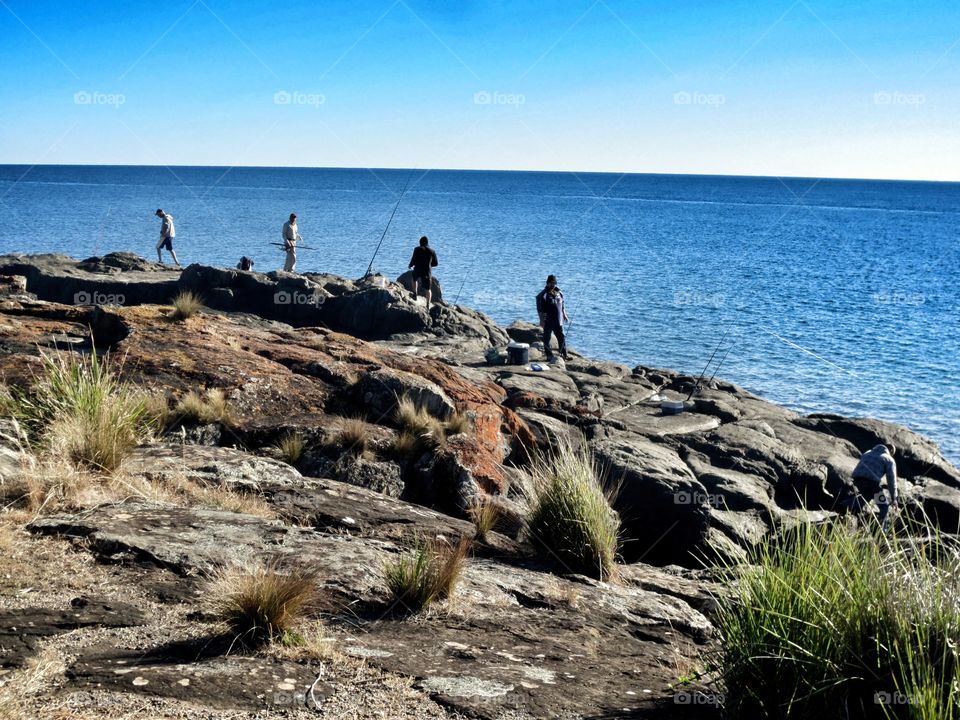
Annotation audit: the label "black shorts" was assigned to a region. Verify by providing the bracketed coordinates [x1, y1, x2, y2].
[412, 271, 431, 283]
[159, 236, 174, 251]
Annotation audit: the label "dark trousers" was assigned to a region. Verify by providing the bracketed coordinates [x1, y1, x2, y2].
[543, 320, 566, 357]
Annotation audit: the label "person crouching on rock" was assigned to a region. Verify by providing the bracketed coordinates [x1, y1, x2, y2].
[408, 235, 438, 307]
[154, 208, 180, 266]
[536, 274, 569, 361]
[838, 443, 899, 526]
[282, 213, 302, 272]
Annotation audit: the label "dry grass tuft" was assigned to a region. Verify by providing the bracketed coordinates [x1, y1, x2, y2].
[266, 619, 337, 662]
[331, 416, 372, 458]
[393, 396, 447, 451]
[383, 536, 471, 613]
[445, 411, 473, 436]
[173, 388, 235, 426]
[208, 562, 318, 647]
[389, 429, 422, 458]
[141, 392, 172, 435]
[170, 290, 203, 320]
[274, 432, 305, 465]
[467, 497, 501, 542]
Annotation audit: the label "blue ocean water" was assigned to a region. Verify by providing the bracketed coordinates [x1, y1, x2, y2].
[0, 165, 957, 463]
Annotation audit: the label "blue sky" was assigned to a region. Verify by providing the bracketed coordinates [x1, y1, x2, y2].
[1, 0, 957, 180]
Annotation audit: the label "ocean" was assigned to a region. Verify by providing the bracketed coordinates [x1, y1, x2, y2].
[0, 165, 957, 463]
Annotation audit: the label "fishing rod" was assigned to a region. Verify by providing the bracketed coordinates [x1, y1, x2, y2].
[707, 343, 734, 385]
[270, 242, 320, 251]
[687, 329, 729, 401]
[365, 168, 417, 277]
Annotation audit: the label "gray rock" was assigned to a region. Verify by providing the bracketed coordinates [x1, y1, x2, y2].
[796, 414, 960, 489]
[590, 431, 711, 566]
[123, 444, 305, 494]
[356, 368, 456, 421]
[515, 409, 586, 451]
[395, 270, 443, 302]
[332, 456, 405, 497]
[30, 500, 716, 720]
[505, 319, 541, 345]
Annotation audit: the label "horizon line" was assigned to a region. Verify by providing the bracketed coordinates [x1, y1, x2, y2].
[1, 162, 957, 185]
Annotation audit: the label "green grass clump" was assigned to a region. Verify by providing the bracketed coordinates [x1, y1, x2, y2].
[715, 518, 960, 720]
[274, 432, 305, 465]
[14, 350, 150, 473]
[173, 388, 235, 426]
[522, 442, 620, 581]
[170, 290, 203, 320]
[383, 537, 470, 613]
[209, 563, 318, 647]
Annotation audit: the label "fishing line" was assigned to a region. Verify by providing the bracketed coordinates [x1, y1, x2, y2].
[365, 167, 417, 277]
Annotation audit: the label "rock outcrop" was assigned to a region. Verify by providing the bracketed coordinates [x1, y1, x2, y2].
[1, 251, 958, 718]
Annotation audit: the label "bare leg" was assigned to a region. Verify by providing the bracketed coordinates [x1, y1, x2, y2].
[157, 248, 163, 263]
[170, 249, 180, 267]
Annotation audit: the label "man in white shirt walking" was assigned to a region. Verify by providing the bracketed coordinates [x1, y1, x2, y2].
[281, 213, 302, 272]
[154, 208, 180, 266]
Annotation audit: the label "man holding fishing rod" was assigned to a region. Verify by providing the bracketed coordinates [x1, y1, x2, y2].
[281, 213, 303, 272]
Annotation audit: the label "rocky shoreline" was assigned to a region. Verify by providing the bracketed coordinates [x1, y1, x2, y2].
[1, 251, 958, 719]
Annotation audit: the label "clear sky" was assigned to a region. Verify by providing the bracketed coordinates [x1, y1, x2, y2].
[1, 0, 958, 180]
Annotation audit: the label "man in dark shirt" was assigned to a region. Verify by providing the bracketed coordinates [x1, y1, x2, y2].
[408, 235, 439, 307]
[535, 274, 570, 361]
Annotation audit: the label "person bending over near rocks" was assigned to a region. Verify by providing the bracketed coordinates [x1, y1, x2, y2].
[536, 274, 569, 361]
[408, 235, 438, 307]
[237, 256, 254, 271]
[154, 209, 180, 266]
[282, 213, 302, 272]
[838, 443, 899, 525]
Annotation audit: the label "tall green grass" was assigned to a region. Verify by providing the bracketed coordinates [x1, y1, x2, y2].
[715, 518, 960, 720]
[14, 349, 149, 473]
[382, 536, 470, 613]
[522, 443, 620, 581]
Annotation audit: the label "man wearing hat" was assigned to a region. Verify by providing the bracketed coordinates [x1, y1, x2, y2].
[535, 274, 570, 361]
